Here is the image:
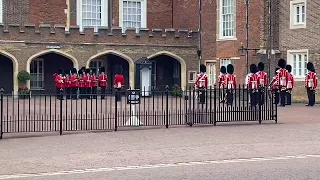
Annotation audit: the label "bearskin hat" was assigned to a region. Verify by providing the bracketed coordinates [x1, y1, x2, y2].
[100, 67, 105, 73]
[64, 69, 70, 76]
[78, 69, 82, 75]
[227, 64, 234, 74]
[58, 68, 63, 75]
[91, 68, 97, 74]
[72, 68, 77, 74]
[275, 67, 280, 75]
[200, 64, 206, 73]
[286, 65, 292, 73]
[307, 62, 314, 71]
[250, 64, 258, 74]
[258, 62, 265, 71]
[85, 68, 90, 74]
[220, 66, 227, 74]
[278, 59, 287, 69]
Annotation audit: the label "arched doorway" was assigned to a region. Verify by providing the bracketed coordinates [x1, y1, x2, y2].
[27, 50, 78, 93]
[147, 52, 186, 90]
[87, 51, 134, 90]
[0, 53, 16, 94]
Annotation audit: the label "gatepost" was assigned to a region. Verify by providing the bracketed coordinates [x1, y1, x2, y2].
[125, 89, 143, 126]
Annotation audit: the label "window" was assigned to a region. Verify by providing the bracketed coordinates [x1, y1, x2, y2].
[77, 0, 108, 31]
[119, 0, 147, 33]
[0, 0, 2, 24]
[206, 62, 216, 86]
[89, 59, 104, 74]
[220, 59, 232, 68]
[30, 58, 44, 90]
[173, 61, 180, 78]
[287, 50, 308, 79]
[290, 0, 306, 29]
[188, 71, 197, 83]
[220, 0, 235, 39]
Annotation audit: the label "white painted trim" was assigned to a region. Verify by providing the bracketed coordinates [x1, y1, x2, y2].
[204, 59, 217, 63]
[76, 0, 108, 31]
[286, 49, 309, 80]
[218, 0, 236, 40]
[230, 57, 240, 60]
[119, 0, 147, 33]
[0, 0, 3, 24]
[147, 51, 187, 90]
[30, 58, 45, 90]
[87, 50, 135, 88]
[0, 51, 19, 96]
[290, 0, 307, 29]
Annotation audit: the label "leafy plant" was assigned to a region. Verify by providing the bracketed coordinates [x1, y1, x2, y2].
[171, 84, 183, 97]
[17, 71, 31, 84]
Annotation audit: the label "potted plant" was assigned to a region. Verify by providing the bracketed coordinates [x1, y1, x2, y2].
[171, 84, 183, 97]
[17, 71, 31, 99]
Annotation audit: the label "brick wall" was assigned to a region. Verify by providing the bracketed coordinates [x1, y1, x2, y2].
[29, 0, 66, 25]
[2, 0, 29, 24]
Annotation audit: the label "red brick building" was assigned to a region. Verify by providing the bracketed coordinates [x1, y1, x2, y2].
[0, 0, 267, 95]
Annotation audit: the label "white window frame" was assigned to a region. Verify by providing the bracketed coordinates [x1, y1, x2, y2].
[30, 58, 44, 90]
[287, 49, 308, 81]
[119, 0, 147, 33]
[206, 62, 217, 86]
[173, 61, 180, 78]
[188, 71, 197, 83]
[218, 0, 236, 41]
[290, 0, 306, 29]
[220, 58, 232, 68]
[0, 0, 3, 24]
[76, 0, 108, 31]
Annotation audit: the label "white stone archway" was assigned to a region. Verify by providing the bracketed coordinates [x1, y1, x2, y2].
[26, 49, 79, 89]
[147, 51, 187, 90]
[0, 51, 19, 95]
[87, 50, 135, 88]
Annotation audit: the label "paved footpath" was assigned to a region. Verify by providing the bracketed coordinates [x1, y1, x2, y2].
[0, 104, 319, 180]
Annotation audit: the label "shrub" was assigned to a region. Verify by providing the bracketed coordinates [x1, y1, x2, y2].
[17, 71, 31, 84]
[171, 84, 183, 97]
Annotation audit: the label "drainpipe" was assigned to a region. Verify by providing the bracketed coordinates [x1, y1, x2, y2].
[198, 0, 202, 71]
[108, 0, 113, 33]
[65, 0, 70, 32]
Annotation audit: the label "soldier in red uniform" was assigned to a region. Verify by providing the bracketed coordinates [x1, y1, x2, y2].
[226, 64, 236, 105]
[195, 64, 208, 104]
[70, 68, 78, 99]
[55, 68, 64, 100]
[305, 62, 318, 107]
[114, 65, 125, 101]
[84, 69, 92, 99]
[269, 68, 280, 105]
[64, 70, 72, 99]
[218, 66, 227, 103]
[78, 69, 85, 99]
[91, 68, 98, 99]
[270, 59, 289, 107]
[256, 62, 268, 105]
[285, 65, 294, 105]
[248, 64, 260, 107]
[99, 67, 107, 99]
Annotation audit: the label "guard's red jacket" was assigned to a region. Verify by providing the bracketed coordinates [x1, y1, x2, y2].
[64, 75, 71, 88]
[71, 74, 78, 87]
[248, 73, 260, 89]
[91, 75, 98, 87]
[99, 74, 107, 87]
[84, 75, 92, 88]
[55, 74, 64, 89]
[270, 76, 279, 90]
[256, 71, 268, 87]
[196, 73, 208, 88]
[226, 74, 236, 89]
[276, 69, 289, 89]
[217, 74, 226, 88]
[305, 71, 318, 89]
[78, 76, 85, 88]
[287, 73, 294, 89]
[114, 74, 125, 88]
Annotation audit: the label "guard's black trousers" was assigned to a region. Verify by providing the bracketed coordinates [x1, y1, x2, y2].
[71, 87, 78, 99]
[286, 90, 292, 105]
[307, 88, 316, 106]
[272, 90, 279, 105]
[91, 86, 97, 99]
[79, 87, 85, 99]
[226, 90, 234, 105]
[100, 86, 106, 99]
[65, 87, 71, 99]
[250, 90, 259, 107]
[86, 87, 91, 99]
[279, 90, 286, 106]
[198, 88, 206, 104]
[115, 88, 122, 101]
[259, 90, 265, 105]
[56, 87, 63, 100]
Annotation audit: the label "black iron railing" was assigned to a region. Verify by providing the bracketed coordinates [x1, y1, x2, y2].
[0, 85, 277, 139]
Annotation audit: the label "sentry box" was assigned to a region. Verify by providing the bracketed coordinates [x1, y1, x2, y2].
[127, 89, 141, 104]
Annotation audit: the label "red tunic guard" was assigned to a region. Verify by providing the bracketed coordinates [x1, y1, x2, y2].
[196, 73, 208, 89]
[99, 74, 107, 87]
[91, 75, 98, 87]
[226, 74, 236, 90]
[248, 73, 260, 90]
[305, 71, 318, 89]
[114, 74, 125, 88]
[84, 74, 92, 88]
[55, 74, 64, 89]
